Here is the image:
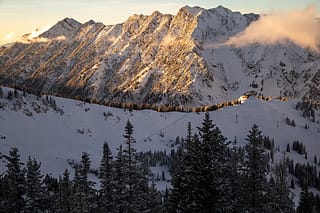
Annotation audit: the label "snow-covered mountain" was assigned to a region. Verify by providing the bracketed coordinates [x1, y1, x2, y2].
[0, 5, 319, 108]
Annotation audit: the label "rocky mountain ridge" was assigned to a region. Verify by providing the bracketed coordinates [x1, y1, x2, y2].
[0, 5, 319, 108]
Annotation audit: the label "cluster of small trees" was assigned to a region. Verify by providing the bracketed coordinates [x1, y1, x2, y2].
[287, 157, 320, 212]
[296, 100, 317, 122]
[0, 87, 26, 100]
[291, 141, 307, 155]
[286, 117, 296, 127]
[287, 156, 320, 191]
[0, 87, 63, 115]
[138, 150, 171, 170]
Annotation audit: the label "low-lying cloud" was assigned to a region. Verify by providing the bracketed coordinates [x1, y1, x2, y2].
[21, 35, 66, 43]
[1, 26, 66, 45]
[20, 25, 66, 43]
[226, 5, 320, 51]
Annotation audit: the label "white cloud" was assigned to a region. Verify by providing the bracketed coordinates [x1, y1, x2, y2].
[226, 5, 320, 51]
[21, 35, 66, 44]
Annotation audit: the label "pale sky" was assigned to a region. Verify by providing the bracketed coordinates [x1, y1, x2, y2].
[0, 0, 319, 44]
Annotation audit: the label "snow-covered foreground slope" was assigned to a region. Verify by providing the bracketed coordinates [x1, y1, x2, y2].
[0, 87, 319, 180]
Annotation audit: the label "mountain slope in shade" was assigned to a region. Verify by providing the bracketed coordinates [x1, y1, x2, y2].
[0, 87, 319, 195]
[0, 5, 319, 108]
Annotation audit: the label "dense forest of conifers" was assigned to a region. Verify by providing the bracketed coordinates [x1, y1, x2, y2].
[0, 113, 319, 212]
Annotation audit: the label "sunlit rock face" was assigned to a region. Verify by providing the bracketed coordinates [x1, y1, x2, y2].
[0, 6, 319, 107]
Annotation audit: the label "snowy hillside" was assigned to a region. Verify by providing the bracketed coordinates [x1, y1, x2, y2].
[0, 87, 319, 180]
[0, 5, 319, 108]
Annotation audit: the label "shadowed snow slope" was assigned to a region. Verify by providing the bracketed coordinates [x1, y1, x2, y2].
[0, 88, 319, 180]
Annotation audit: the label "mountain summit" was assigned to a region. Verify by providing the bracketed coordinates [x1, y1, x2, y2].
[0, 6, 319, 108]
[40, 17, 82, 39]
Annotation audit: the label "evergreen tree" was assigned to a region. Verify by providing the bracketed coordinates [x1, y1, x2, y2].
[268, 157, 295, 212]
[146, 181, 162, 212]
[169, 146, 185, 212]
[25, 157, 44, 213]
[170, 113, 230, 212]
[227, 141, 244, 212]
[170, 122, 202, 212]
[72, 165, 83, 213]
[56, 169, 72, 213]
[99, 142, 114, 211]
[0, 87, 3, 98]
[123, 120, 136, 209]
[42, 174, 58, 211]
[287, 144, 291, 152]
[7, 90, 13, 100]
[1, 147, 26, 212]
[243, 124, 269, 212]
[197, 112, 230, 212]
[72, 153, 95, 213]
[298, 184, 315, 213]
[113, 145, 127, 213]
[121, 120, 151, 212]
[13, 89, 19, 98]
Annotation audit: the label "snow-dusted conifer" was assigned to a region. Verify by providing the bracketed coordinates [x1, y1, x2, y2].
[197, 112, 230, 211]
[243, 124, 269, 212]
[99, 142, 114, 211]
[122, 120, 151, 212]
[2, 147, 26, 212]
[298, 184, 314, 213]
[25, 157, 44, 213]
[72, 153, 95, 213]
[56, 169, 72, 212]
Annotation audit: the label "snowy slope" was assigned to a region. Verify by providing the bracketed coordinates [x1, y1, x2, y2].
[0, 87, 319, 180]
[0, 6, 319, 107]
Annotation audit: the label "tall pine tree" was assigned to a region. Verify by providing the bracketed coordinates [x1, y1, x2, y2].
[99, 142, 114, 211]
[197, 112, 230, 212]
[122, 120, 151, 212]
[298, 184, 315, 213]
[72, 152, 95, 213]
[25, 157, 44, 213]
[243, 124, 269, 212]
[170, 122, 202, 212]
[2, 147, 26, 212]
[170, 113, 231, 212]
[274, 157, 295, 212]
[113, 144, 127, 213]
[56, 169, 72, 213]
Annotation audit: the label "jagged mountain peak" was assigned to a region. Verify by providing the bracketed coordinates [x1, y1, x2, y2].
[61, 17, 80, 25]
[212, 5, 233, 14]
[151, 10, 163, 17]
[39, 17, 82, 39]
[85, 19, 97, 25]
[179, 5, 204, 17]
